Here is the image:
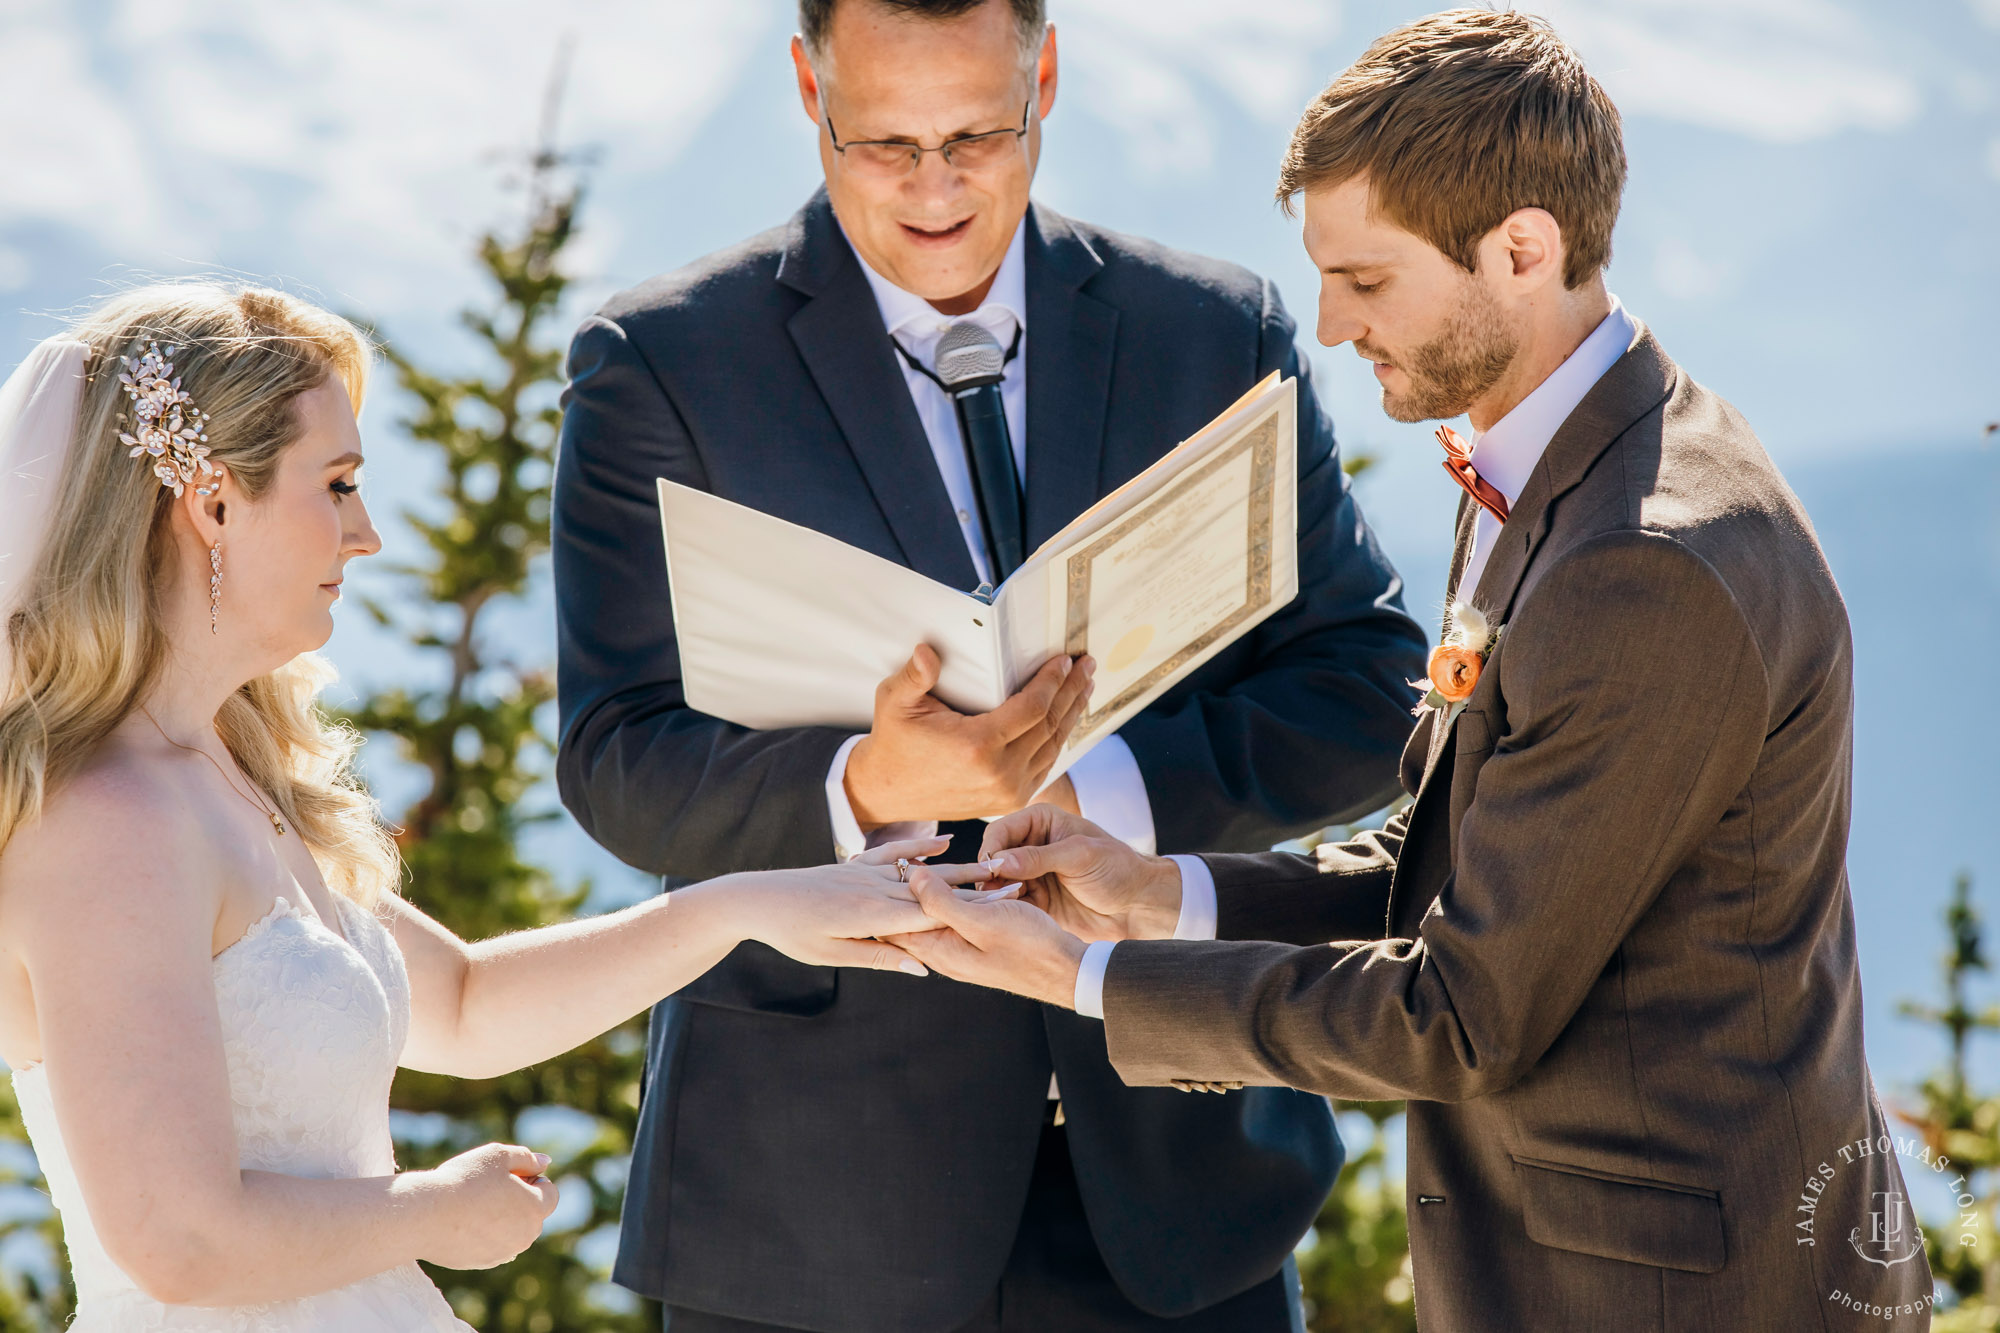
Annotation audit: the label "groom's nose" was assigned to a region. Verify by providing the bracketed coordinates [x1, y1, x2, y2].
[1316, 288, 1365, 349]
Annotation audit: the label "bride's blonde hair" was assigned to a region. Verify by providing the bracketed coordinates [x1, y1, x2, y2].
[0, 283, 399, 906]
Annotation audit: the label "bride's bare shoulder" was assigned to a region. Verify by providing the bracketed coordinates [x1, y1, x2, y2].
[0, 748, 216, 935]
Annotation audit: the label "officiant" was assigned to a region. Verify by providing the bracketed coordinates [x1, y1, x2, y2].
[551, 1, 1426, 1329]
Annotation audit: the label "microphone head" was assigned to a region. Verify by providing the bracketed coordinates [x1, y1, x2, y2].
[936, 321, 1006, 389]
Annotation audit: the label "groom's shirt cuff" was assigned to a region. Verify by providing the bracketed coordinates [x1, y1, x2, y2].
[1073, 854, 1219, 1019]
[1074, 942, 1115, 1020]
[825, 734, 938, 861]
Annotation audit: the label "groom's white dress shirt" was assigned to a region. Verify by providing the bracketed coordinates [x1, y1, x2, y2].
[824, 219, 1157, 864]
[1073, 296, 1640, 1019]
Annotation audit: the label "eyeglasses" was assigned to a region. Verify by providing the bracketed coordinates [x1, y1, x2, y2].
[822, 98, 1033, 178]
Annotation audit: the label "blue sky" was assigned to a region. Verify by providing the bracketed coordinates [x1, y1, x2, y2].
[2, 0, 1997, 1113]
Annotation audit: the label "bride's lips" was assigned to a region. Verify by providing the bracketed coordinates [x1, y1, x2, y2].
[320, 582, 342, 599]
[899, 217, 974, 248]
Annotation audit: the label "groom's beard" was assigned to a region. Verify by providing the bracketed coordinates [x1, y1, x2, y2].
[1364, 279, 1519, 424]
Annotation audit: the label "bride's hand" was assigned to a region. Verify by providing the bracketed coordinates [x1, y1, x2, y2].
[416, 1143, 561, 1270]
[728, 836, 993, 976]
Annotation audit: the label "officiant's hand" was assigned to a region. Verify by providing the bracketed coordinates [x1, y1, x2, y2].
[977, 805, 1185, 942]
[845, 645, 1095, 828]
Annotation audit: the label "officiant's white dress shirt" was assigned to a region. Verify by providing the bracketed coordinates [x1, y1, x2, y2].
[823, 220, 1157, 863]
[1073, 296, 1640, 1018]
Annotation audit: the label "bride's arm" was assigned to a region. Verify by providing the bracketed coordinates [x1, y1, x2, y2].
[392, 838, 967, 1080]
[0, 774, 555, 1307]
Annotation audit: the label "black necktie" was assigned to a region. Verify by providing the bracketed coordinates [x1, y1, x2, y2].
[894, 324, 1024, 582]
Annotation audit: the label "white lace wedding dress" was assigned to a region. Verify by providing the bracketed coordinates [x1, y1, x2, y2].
[10, 892, 473, 1331]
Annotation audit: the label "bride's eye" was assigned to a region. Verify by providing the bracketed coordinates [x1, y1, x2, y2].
[330, 478, 359, 497]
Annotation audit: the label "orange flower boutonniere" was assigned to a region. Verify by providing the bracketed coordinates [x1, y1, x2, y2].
[1414, 601, 1503, 715]
[1427, 643, 1483, 702]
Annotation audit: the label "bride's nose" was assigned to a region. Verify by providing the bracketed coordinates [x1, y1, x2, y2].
[345, 497, 383, 558]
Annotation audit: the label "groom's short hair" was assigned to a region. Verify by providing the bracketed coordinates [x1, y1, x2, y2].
[1279, 9, 1626, 290]
[799, 0, 1047, 63]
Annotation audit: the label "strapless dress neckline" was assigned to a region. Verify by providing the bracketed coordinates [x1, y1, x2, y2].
[11, 892, 472, 1331]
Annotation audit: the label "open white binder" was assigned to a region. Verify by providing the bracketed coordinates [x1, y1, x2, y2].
[657, 374, 1298, 786]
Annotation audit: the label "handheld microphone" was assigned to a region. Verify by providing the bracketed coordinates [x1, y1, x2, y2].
[936, 321, 1025, 580]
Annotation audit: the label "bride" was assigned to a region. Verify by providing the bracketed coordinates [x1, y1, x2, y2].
[0, 284, 975, 1330]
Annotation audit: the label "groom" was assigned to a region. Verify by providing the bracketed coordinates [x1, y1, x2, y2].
[901, 10, 1933, 1331]
[553, 0, 1427, 1329]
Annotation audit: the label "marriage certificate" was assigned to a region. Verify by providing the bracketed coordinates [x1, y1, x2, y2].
[1046, 389, 1291, 752]
[656, 374, 1298, 790]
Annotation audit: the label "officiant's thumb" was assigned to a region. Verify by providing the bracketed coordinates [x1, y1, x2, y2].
[892, 644, 942, 699]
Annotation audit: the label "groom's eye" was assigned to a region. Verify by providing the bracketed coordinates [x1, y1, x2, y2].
[1351, 278, 1383, 295]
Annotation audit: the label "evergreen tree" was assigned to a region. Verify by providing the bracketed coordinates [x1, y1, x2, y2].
[338, 132, 655, 1331]
[1899, 872, 2000, 1329]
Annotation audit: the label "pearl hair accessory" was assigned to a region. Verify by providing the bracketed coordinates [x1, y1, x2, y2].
[116, 343, 216, 498]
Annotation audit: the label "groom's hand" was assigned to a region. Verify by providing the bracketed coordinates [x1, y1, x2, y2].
[979, 805, 1184, 942]
[889, 867, 1088, 1009]
[845, 645, 1096, 829]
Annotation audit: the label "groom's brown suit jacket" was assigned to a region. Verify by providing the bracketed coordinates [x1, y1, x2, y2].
[1098, 327, 1933, 1331]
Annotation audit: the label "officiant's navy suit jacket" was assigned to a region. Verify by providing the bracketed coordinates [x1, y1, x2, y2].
[552, 189, 1427, 1331]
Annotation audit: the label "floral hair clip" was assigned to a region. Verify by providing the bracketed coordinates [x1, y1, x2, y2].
[117, 342, 217, 498]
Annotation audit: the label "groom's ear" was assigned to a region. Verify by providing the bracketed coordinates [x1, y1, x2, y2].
[1483, 207, 1566, 294]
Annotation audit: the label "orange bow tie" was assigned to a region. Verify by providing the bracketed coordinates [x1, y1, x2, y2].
[1436, 425, 1510, 526]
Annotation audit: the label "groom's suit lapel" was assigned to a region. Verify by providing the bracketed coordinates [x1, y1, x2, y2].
[778, 189, 981, 590]
[1412, 323, 1679, 795]
[1464, 324, 1677, 627]
[1023, 203, 1117, 552]
[1386, 325, 1680, 933]
[1398, 496, 1478, 797]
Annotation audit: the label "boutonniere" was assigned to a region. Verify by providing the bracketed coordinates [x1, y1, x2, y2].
[1414, 601, 1504, 722]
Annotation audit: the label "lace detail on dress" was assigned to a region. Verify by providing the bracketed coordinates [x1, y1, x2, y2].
[11, 894, 471, 1331]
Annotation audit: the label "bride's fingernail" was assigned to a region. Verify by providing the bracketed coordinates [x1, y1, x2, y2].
[899, 959, 929, 977]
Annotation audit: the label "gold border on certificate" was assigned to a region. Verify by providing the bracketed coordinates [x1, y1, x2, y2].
[1062, 410, 1280, 741]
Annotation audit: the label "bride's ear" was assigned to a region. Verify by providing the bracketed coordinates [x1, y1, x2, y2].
[176, 463, 236, 547]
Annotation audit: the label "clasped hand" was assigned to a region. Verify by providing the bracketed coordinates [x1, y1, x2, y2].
[844, 646, 1097, 829]
[886, 805, 1185, 1009]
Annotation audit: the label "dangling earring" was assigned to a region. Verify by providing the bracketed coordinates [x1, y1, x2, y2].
[209, 542, 222, 635]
